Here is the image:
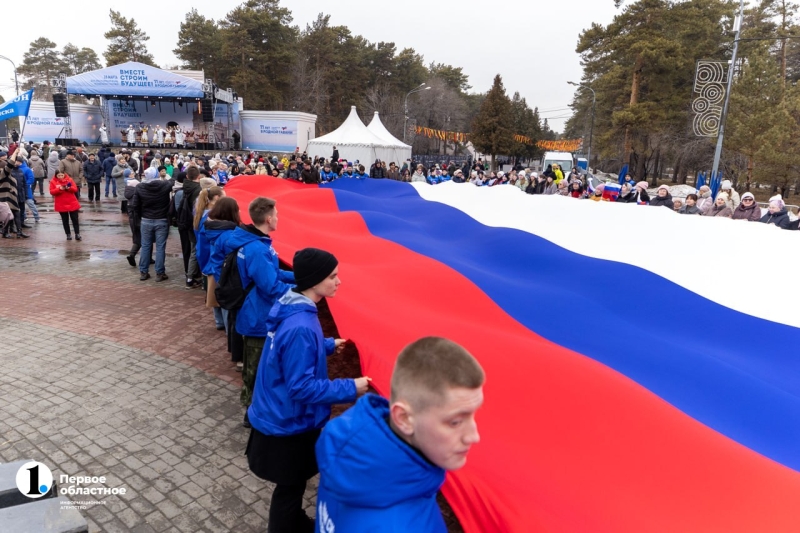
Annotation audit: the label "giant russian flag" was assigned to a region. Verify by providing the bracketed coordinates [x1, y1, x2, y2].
[224, 176, 800, 533]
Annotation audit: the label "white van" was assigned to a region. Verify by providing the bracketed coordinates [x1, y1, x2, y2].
[541, 151, 574, 174]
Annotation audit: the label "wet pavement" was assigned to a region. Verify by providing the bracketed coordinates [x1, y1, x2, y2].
[0, 192, 316, 532]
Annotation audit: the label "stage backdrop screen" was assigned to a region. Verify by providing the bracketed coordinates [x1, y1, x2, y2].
[241, 118, 299, 152]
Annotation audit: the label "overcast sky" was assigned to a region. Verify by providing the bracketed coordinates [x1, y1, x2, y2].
[0, 0, 620, 133]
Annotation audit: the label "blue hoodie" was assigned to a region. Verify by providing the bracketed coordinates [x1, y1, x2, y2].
[219, 225, 295, 337]
[21, 163, 35, 198]
[198, 218, 238, 276]
[319, 169, 337, 183]
[315, 395, 447, 532]
[248, 290, 357, 436]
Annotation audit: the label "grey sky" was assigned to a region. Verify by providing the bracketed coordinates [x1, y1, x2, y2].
[0, 0, 619, 133]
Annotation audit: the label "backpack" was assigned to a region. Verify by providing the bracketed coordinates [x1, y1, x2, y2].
[177, 190, 193, 230]
[215, 247, 255, 311]
[169, 189, 183, 227]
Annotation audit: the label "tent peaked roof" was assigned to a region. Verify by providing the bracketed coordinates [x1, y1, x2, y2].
[367, 111, 410, 148]
[311, 106, 394, 148]
[66, 61, 205, 98]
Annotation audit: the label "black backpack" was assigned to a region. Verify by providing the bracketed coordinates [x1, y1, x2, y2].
[177, 191, 194, 230]
[215, 247, 255, 310]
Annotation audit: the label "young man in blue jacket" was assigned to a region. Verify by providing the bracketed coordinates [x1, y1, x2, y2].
[219, 197, 296, 426]
[246, 248, 371, 533]
[315, 337, 485, 532]
[353, 164, 369, 179]
[318, 162, 337, 183]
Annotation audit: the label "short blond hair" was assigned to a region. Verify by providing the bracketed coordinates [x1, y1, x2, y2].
[390, 337, 484, 411]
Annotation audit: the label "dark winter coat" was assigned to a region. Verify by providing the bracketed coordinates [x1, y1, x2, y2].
[124, 182, 138, 218]
[300, 167, 319, 184]
[617, 191, 637, 203]
[131, 179, 175, 220]
[83, 159, 104, 183]
[678, 205, 701, 214]
[102, 155, 117, 178]
[286, 166, 302, 180]
[650, 193, 674, 210]
[369, 161, 386, 179]
[760, 209, 794, 229]
[731, 202, 762, 221]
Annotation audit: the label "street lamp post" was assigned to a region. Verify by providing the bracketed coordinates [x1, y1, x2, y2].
[710, 0, 745, 184]
[0, 55, 20, 95]
[568, 81, 596, 171]
[403, 83, 431, 143]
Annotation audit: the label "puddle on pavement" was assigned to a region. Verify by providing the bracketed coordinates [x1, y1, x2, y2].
[1, 248, 183, 264]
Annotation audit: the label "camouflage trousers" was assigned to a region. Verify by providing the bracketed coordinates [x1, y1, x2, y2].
[241, 336, 266, 407]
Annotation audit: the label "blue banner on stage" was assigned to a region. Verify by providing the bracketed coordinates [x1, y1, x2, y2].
[66, 62, 204, 98]
[0, 89, 34, 120]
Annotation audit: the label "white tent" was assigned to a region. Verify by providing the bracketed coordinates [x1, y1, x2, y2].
[307, 106, 407, 166]
[366, 111, 412, 164]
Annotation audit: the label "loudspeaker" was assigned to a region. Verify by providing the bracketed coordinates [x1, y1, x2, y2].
[53, 93, 69, 117]
[55, 138, 80, 145]
[201, 99, 214, 122]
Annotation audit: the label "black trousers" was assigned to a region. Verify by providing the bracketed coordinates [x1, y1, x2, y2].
[268, 483, 312, 533]
[35, 178, 45, 195]
[227, 308, 244, 362]
[129, 216, 141, 255]
[60, 211, 80, 235]
[87, 182, 101, 201]
[178, 227, 192, 275]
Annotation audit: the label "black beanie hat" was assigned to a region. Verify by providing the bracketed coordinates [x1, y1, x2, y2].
[293, 248, 338, 292]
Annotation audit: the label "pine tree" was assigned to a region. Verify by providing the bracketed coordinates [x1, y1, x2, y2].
[62, 44, 102, 75]
[174, 9, 224, 79]
[471, 74, 514, 170]
[17, 37, 65, 101]
[103, 9, 156, 66]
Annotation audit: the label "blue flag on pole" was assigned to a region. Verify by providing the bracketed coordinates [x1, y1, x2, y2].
[0, 89, 35, 121]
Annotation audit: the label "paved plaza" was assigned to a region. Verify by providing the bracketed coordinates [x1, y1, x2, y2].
[0, 196, 317, 532]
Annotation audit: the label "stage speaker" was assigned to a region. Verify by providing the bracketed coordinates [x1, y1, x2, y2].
[53, 93, 70, 117]
[55, 137, 80, 146]
[201, 99, 214, 122]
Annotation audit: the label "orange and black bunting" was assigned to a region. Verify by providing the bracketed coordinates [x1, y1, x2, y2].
[414, 126, 582, 152]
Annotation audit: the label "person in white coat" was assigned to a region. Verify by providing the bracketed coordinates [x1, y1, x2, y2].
[175, 127, 185, 148]
[99, 124, 109, 145]
[126, 126, 136, 147]
[155, 126, 165, 147]
[720, 180, 740, 210]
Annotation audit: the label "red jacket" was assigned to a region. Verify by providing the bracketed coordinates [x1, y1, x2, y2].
[50, 174, 81, 212]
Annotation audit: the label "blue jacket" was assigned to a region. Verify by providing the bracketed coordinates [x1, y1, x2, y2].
[248, 290, 357, 436]
[102, 155, 117, 178]
[319, 170, 337, 183]
[219, 225, 295, 337]
[426, 174, 442, 185]
[315, 395, 447, 532]
[22, 163, 35, 199]
[197, 218, 237, 276]
[353, 172, 369, 180]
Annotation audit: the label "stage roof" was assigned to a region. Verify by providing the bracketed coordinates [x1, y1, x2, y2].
[66, 62, 205, 100]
